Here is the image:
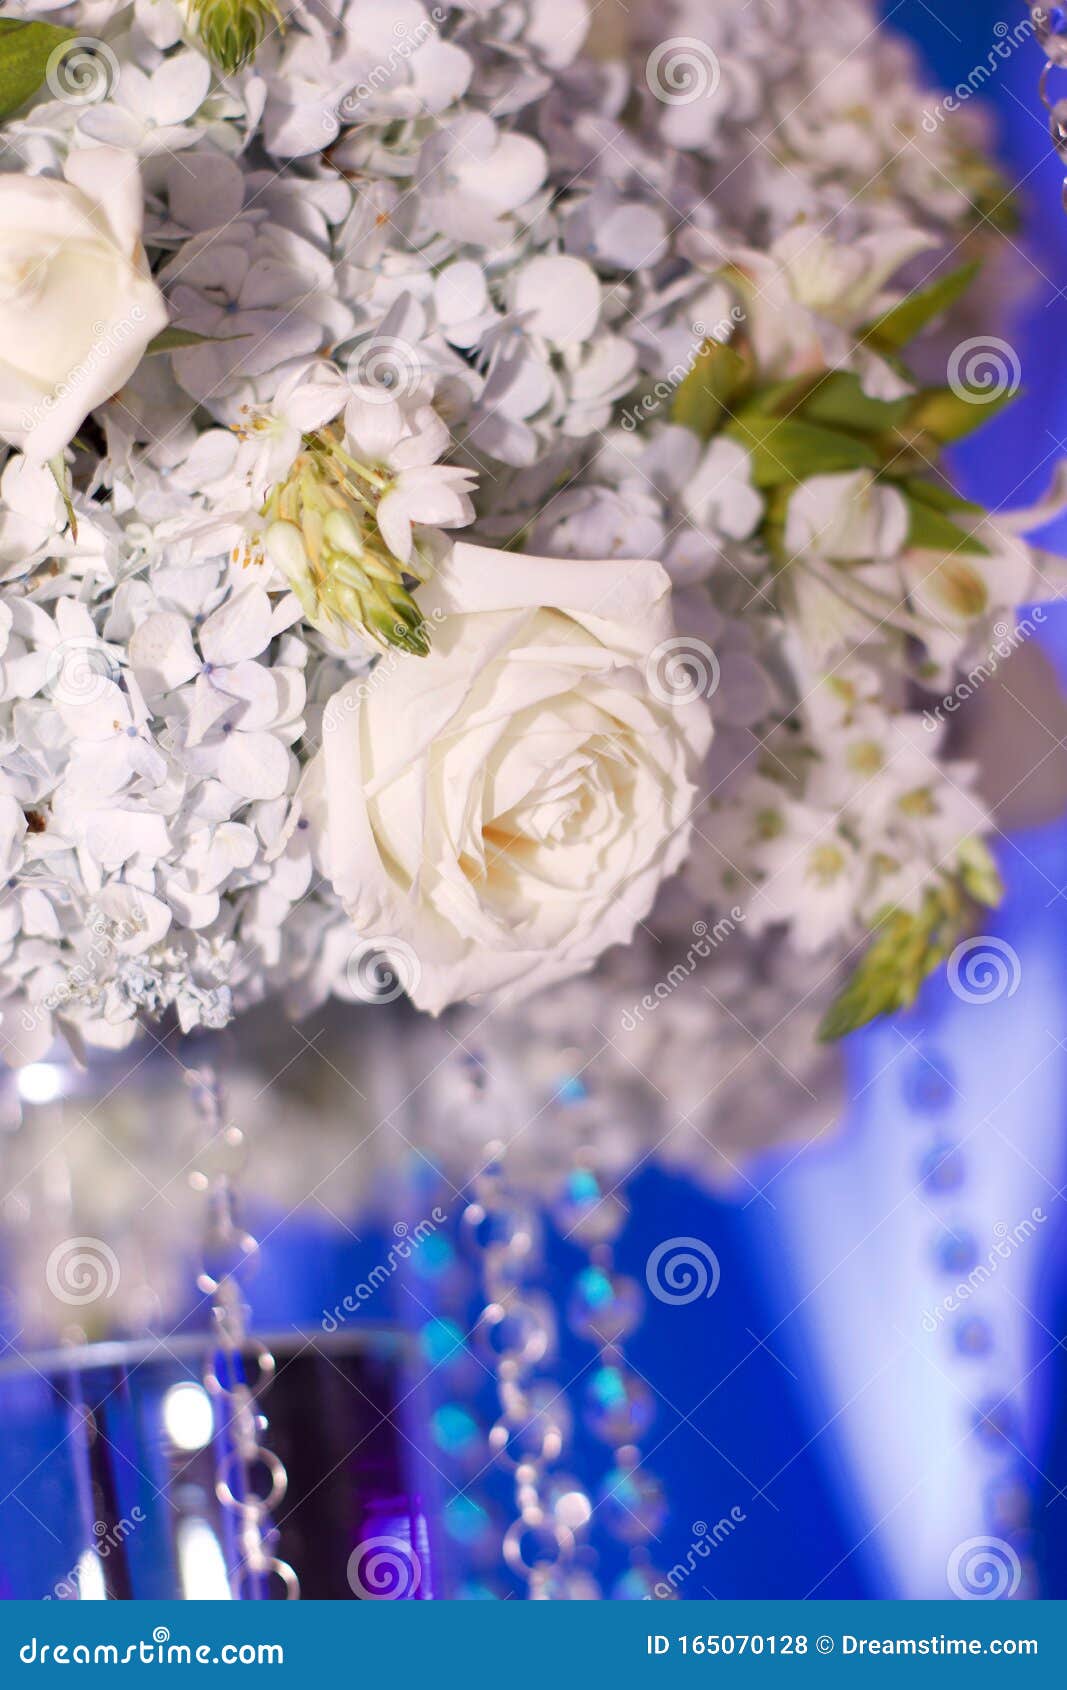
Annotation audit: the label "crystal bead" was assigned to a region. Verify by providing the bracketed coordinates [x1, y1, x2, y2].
[919, 1143, 965, 1193]
[973, 1395, 1017, 1447]
[455, 1578, 500, 1601]
[477, 1292, 556, 1369]
[612, 1566, 677, 1600]
[502, 1517, 570, 1575]
[463, 1199, 543, 1267]
[533, 1565, 601, 1599]
[407, 1230, 458, 1285]
[901, 1052, 955, 1114]
[597, 1465, 668, 1543]
[417, 1316, 469, 1371]
[1035, 5, 1067, 65]
[935, 1229, 978, 1274]
[490, 1382, 571, 1466]
[552, 1168, 628, 1245]
[544, 1473, 593, 1534]
[986, 1476, 1031, 1533]
[442, 1495, 494, 1548]
[568, 1266, 642, 1346]
[430, 1402, 480, 1460]
[953, 1315, 993, 1357]
[584, 1364, 655, 1444]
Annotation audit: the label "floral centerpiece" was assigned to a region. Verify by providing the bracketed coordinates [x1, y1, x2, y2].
[0, 0, 1059, 1139]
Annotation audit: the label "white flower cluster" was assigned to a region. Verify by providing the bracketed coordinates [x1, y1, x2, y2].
[0, 0, 1059, 1099]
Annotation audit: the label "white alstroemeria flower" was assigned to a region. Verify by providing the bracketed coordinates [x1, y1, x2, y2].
[900, 513, 1049, 668]
[780, 472, 916, 663]
[240, 363, 350, 504]
[805, 709, 940, 828]
[77, 52, 212, 155]
[344, 390, 476, 565]
[685, 223, 936, 400]
[750, 801, 866, 953]
[786, 471, 910, 564]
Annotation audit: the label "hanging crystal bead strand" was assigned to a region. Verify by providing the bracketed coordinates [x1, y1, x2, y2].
[556, 1160, 675, 1600]
[184, 1062, 299, 1599]
[466, 1144, 600, 1599]
[1031, 6, 1067, 206]
[907, 1048, 1036, 1598]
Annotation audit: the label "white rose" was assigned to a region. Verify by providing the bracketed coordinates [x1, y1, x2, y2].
[300, 542, 713, 1013]
[0, 149, 168, 463]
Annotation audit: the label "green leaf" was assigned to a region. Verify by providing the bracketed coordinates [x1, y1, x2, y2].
[146, 326, 251, 354]
[899, 477, 985, 518]
[725, 413, 881, 489]
[862, 261, 981, 354]
[797, 371, 912, 436]
[904, 492, 989, 557]
[956, 838, 1004, 909]
[46, 451, 77, 541]
[907, 383, 1016, 445]
[743, 373, 823, 416]
[670, 341, 750, 439]
[818, 885, 969, 1042]
[0, 20, 75, 120]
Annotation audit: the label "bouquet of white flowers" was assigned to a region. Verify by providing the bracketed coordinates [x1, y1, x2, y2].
[0, 0, 1059, 1123]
